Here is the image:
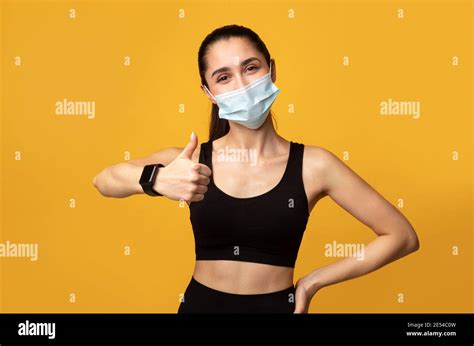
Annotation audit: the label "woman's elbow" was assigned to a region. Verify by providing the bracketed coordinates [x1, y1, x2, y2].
[405, 229, 420, 253]
[92, 171, 110, 197]
[93, 175, 99, 189]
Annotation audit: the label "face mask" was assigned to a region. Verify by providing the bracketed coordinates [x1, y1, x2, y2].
[202, 61, 280, 129]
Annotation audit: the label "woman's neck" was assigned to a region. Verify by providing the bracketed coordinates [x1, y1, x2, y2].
[217, 116, 286, 155]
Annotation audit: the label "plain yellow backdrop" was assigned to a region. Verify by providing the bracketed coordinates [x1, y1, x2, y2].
[1, 0, 472, 312]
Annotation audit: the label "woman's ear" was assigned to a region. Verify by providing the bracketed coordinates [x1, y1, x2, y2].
[270, 59, 276, 83]
[201, 85, 217, 104]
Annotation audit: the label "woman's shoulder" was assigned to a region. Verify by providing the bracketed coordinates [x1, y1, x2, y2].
[300, 143, 343, 173]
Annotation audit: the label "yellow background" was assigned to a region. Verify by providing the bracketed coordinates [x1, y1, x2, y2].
[1, 0, 472, 312]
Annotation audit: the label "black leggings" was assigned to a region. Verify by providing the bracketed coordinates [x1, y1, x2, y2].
[177, 276, 296, 313]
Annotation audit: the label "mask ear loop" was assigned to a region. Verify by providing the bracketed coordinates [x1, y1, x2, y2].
[202, 84, 217, 103]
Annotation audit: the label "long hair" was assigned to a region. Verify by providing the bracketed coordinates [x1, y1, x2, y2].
[198, 24, 277, 142]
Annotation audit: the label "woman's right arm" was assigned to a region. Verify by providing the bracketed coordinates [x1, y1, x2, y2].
[92, 132, 211, 201]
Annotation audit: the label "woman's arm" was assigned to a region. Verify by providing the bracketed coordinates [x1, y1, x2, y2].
[92, 132, 212, 200]
[92, 147, 183, 198]
[299, 146, 420, 296]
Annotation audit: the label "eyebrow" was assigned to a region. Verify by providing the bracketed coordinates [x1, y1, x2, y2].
[210, 57, 262, 79]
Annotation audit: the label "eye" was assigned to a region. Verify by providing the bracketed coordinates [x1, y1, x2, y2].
[217, 75, 228, 83]
[246, 65, 258, 72]
[216, 65, 259, 83]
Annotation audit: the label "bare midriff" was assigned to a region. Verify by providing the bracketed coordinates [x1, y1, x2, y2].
[193, 260, 294, 294]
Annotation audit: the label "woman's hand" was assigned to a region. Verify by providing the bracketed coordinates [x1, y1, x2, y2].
[153, 132, 212, 203]
[293, 275, 320, 313]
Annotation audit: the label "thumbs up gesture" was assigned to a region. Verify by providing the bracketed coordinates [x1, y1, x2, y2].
[153, 132, 212, 203]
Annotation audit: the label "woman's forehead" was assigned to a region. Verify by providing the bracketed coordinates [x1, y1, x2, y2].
[206, 37, 261, 67]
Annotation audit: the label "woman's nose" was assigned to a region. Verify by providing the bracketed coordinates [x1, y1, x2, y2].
[234, 74, 250, 89]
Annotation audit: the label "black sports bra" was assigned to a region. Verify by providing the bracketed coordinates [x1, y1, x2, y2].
[189, 140, 309, 268]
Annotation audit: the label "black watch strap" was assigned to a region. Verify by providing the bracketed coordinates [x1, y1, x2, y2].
[139, 163, 164, 196]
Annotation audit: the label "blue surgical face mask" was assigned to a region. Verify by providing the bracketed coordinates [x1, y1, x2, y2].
[202, 61, 280, 129]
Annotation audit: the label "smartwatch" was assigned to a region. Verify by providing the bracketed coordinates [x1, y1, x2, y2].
[139, 164, 164, 196]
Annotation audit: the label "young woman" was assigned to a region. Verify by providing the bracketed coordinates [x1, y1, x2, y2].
[93, 24, 420, 313]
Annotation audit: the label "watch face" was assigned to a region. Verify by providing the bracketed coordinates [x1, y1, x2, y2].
[140, 164, 157, 185]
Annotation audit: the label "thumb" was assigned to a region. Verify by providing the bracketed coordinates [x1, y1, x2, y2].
[293, 301, 305, 314]
[293, 287, 307, 314]
[179, 131, 198, 159]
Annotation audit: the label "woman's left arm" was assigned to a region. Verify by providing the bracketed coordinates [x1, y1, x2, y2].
[294, 147, 420, 313]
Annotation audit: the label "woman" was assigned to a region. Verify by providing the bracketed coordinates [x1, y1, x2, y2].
[93, 24, 420, 313]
